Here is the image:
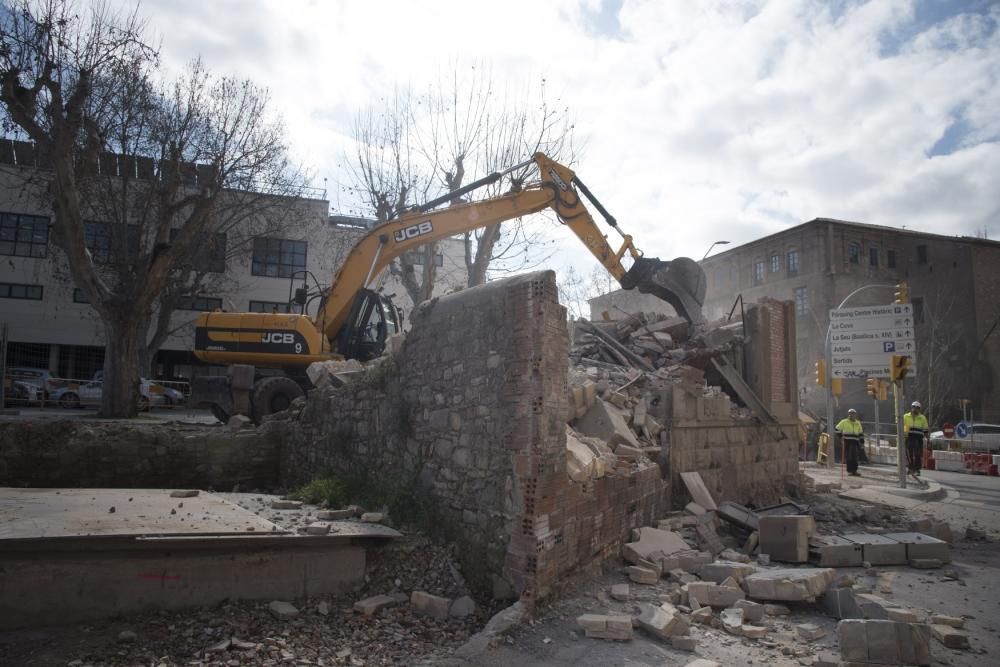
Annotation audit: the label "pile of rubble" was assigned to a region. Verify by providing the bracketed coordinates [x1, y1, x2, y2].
[574, 474, 975, 666]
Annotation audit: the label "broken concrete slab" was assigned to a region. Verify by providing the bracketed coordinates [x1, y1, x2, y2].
[268, 600, 299, 620]
[626, 566, 659, 585]
[741, 624, 767, 639]
[574, 399, 641, 450]
[691, 606, 713, 624]
[721, 607, 743, 635]
[353, 594, 399, 616]
[764, 603, 790, 616]
[696, 522, 725, 555]
[796, 623, 826, 641]
[758, 515, 815, 563]
[610, 583, 630, 601]
[734, 599, 764, 622]
[577, 614, 633, 641]
[855, 593, 894, 620]
[885, 608, 920, 623]
[716, 500, 759, 532]
[636, 602, 689, 639]
[670, 635, 696, 651]
[742, 568, 835, 601]
[410, 591, 451, 620]
[305, 522, 332, 535]
[840, 533, 907, 565]
[698, 561, 755, 584]
[680, 471, 718, 511]
[821, 586, 863, 620]
[930, 614, 964, 628]
[685, 502, 707, 516]
[686, 581, 745, 607]
[930, 624, 970, 649]
[623, 527, 691, 566]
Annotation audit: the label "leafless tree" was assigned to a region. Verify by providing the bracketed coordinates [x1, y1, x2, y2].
[0, 0, 304, 416]
[345, 64, 576, 308]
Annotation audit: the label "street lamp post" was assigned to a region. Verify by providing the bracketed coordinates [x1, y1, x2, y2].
[702, 240, 730, 261]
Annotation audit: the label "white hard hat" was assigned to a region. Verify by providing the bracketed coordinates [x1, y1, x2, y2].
[911, 401, 922, 408]
[847, 408, 857, 414]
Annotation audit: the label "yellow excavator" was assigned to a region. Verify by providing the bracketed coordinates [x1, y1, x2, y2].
[190, 153, 707, 422]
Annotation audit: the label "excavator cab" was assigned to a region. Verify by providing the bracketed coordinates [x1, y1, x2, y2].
[336, 288, 401, 361]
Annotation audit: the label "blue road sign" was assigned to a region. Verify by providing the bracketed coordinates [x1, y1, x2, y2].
[956, 421, 970, 438]
[883, 342, 896, 353]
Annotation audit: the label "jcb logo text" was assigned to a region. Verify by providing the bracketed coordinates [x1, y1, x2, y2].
[262, 332, 295, 344]
[394, 221, 433, 243]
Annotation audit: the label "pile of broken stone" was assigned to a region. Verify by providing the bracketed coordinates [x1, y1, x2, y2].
[576, 488, 972, 667]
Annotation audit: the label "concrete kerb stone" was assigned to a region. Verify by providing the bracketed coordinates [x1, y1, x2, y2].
[742, 568, 835, 602]
[577, 613, 634, 641]
[635, 602, 689, 640]
[685, 581, 745, 608]
[837, 619, 932, 666]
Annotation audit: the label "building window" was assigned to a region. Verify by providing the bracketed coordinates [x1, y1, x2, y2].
[787, 249, 799, 276]
[0, 282, 43, 300]
[84, 221, 139, 264]
[72, 288, 90, 304]
[869, 247, 879, 267]
[0, 213, 49, 258]
[887, 249, 896, 269]
[176, 295, 223, 311]
[770, 254, 780, 273]
[848, 242, 861, 264]
[252, 237, 307, 278]
[793, 287, 808, 317]
[916, 245, 927, 264]
[753, 260, 764, 285]
[405, 251, 444, 267]
[912, 297, 924, 325]
[249, 300, 290, 313]
[171, 229, 227, 273]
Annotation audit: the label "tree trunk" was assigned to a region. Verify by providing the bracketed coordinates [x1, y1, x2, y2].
[100, 314, 145, 418]
[466, 223, 502, 287]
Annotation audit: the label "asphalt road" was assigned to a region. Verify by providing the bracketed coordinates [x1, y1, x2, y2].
[925, 468, 1000, 508]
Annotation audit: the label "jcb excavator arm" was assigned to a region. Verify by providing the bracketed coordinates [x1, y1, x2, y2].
[315, 153, 645, 340]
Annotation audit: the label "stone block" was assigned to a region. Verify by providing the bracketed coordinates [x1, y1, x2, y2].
[686, 502, 707, 515]
[764, 603, 790, 616]
[837, 620, 868, 662]
[268, 601, 299, 620]
[691, 606, 713, 624]
[449, 596, 476, 618]
[882, 532, 950, 562]
[742, 567, 835, 601]
[353, 594, 399, 616]
[360, 512, 384, 523]
[734, 599, 764, 622]
[809, 534, 864, 567]
[885, 608, 920, 623]
[838, 620, 931, 666]
[796, 623, 826, 641]
[758, 515, 815, 563]
[305, 521, 331, 535]
[677, 550, 714, 571]
[577, 614, 633, 641]
[855, 593, 893, 620]
[574, 399, 640, 450]
[566, 431, 598, 482]
[411, 591, 451, 620]
[929, 614, 963, 628]
[636, 602, 689, 639]
[865, 619, 900, 664]
[721, 607, 743, 635]
[623, 527, 691, 566]
[626, 566, 659, 585]
[741, 624, 768, 639]
[897, 622, 932, 666]
[671, 635, 696, 651]
[610, 583, 630, 601]
[822, 586, 863, 620]
[698, 561, 755, 584]
[909, 558, 943, 569]
[930, 624, 969, 649]
[685, 581, 745, 608]
[841, 533, 907, 566]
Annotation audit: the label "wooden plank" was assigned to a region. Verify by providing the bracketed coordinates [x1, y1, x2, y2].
[679, 471, 718, 511]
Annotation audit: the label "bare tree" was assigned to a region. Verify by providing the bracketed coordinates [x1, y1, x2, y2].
[0, 1, 304, 416]
[345, 65, 576, 308]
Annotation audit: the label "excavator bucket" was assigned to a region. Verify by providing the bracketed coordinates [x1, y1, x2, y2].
[621, 256, 707, 327]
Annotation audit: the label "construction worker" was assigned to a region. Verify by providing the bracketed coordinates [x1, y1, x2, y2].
[835, 408, 865, 476]
[903, 401, 929, 478]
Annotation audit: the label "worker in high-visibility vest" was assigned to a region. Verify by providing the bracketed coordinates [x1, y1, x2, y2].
[835, 408, 865, 476]
[903, 401, 930, 478]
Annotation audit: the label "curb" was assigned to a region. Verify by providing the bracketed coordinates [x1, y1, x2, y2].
[875, 480, 947, 502]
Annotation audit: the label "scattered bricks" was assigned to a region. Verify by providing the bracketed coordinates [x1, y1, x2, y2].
[636, 602, 689, 639]
[671, 635, 697, 651]
[883, 532, 950, 562]
[698, 561, 755, 584]
[742, 568, 835, 601]
[930, 614, 964, 628]
[734, 599, 764, 622]
[270, 500, 303, 510]
[686, 502, 707, 515]
[360, 512, 384, 523]
[305, 522, 331, 535]
[316, 509, 355, 520]
[353, 595, 399, 616]
[809, 535, 863, 567]
[411, 591, 451, 620]
[691, 606, 713, 624]
[626, 566, 660, 585]
[741, 624, 768, 639]
[169, 490, 199, 498]
[721, 608, 743, 635]
[930, 624, 970, 649]
[821, 586, 862, 620]
[758, 516, 815, 563]
[610, 583, 630, 601]
[885, 608, 920, 623]
[764, 603, 790, 616]
[909, 558, 943, 569]
[840, 533, 907, 566]
[686, 581, 745, 608]
[796, 623, 826, 641]
[623, 527, 690, 566]
[683, 660, 720, 667]
[268, 601, 299, 620]
[577, 614, 633, 641]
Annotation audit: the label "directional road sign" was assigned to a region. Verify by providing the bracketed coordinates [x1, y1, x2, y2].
[829, 304, 918, 379]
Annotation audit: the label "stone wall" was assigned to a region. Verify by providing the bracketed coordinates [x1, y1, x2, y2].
[0, 421, 279, 489]
[279, 271, 669, 602]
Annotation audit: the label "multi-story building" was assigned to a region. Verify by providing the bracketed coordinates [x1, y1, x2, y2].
[591, 218, 1000, 425]
[0, 140, 468, 384]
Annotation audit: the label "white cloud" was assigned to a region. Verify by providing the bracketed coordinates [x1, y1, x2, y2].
[135, 0, 1000, 275]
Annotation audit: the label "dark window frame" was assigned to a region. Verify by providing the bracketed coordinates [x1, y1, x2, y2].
[84, 221, 140, 264]
[912, 297, 925, 325]
[0, 282, 43, 300]
[848, 242, 861, 264]
[753, 259, 765, 285]
[170, 229, 227, 273]
[869, 247, 879, 267]
[72, 288, 90, 304]
[0, 212, 49, 258]
[770, 254, 780, 273]
[249, 300, 291, 313]
[787, 249, 799, 276]
[176, 295, 223, 311]
[251, 237, 307, 278]
[793, 286, 808, 317]
[916, 245, 928, 264]
[887, 249, 897, 269]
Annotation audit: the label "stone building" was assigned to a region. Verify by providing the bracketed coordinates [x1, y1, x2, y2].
[0, 139, 467, 383]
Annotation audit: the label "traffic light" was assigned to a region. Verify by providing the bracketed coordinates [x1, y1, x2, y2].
[815, 358, 826, 387]
[890, 354, 912, 381]
[831, 378, 843, 396]
[894, 282, 909, 304]
[866, 378, 879, 398]
[878, 380, 888, 401]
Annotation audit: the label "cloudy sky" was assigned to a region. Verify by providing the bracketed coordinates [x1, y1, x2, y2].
[138, 0, 999, 274]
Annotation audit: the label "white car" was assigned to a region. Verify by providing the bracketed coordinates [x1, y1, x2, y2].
[929, 423, 1000, 453]
[52, 378, 168, 411]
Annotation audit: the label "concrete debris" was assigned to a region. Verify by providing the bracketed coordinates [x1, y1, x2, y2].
[719, 548, 750, 564]
[885, 608, 920, 623]
[743, 568, 835, 601]
[410, 591, 451, 621]
[796, 623, 826, 641]
[909, 558, 943, 569]
[360, 512, 385, 523]
[573, 398, 641, 450]
[734, 599, 764, 622]
[304, 521, 331, 535]
[684, 659, 721, 667]
[306, 358, 364, 389]
[169, 490, 200, 498]
[227, 414, 253, 430]
[717, 500, 760, 532]
[449, 595, 476, 619]
[576, 614, 633, 641]
[837, 619, 931, 666]
[610, 583, 630, 601]
[270, 499, 303, 510]
[686, 501, 707, 516]
[623, 527, 691, 566]
[930, 614, 964, 628]
[671, 635, 697, 651]
[741, 624, 768, 639]
[353, 594, 399, 616]
[680, 471, 718, 511]
[566, 430, 600, 481]
[764, 603, 791, 616]
[809, 534, 863, 567]
[930, 624, 970, 649]
[636, 602, 689, 639]
[882, 532, 950, 562]
[691, 606, 713, 624]
[759, 515, 816, 563]
[685, 581, 745, 607]
[316, 508, 356, 520]
[626, 565, 660, 585]
[698, 560, 755, 584]
[267, 601, 299, 620]
[840, 533, 907, 566]
[721, 607, 743, 635]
